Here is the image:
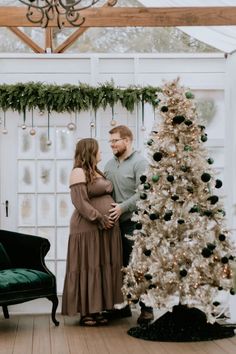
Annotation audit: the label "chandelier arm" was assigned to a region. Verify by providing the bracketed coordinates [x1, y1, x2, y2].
[18, 0, 104, 28]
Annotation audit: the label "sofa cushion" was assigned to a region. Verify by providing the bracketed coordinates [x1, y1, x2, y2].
[0, 268, 54, 293]
[0, 243, 11, 270]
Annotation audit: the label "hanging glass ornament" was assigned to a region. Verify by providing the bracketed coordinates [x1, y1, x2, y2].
[46, 111, 52, 145]
[2, 111, 8, 134]
[29, 108, 36, 136]
[21, 109, 27, 130]
[90, 110, 96, 137]
[110, 106, 117, 126]
[67, 111, 77, 131]
[140, 98, 146, 131]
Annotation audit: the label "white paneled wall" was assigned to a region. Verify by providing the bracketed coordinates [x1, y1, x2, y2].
[1, 53, 234, 315]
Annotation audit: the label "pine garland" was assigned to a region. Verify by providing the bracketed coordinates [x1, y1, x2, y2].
[0, 81, 161, 114]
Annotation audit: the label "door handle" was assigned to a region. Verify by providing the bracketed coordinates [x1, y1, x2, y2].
[5, 200, 8, 217]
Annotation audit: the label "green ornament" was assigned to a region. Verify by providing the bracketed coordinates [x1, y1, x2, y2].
[207, 158, 214, 165]
[184, 145, 192, 151]
[144, 183, 151, 190]
[185, 91, 195, 99]
[152, 175, 160, 182]
[201, 134, 208, 142]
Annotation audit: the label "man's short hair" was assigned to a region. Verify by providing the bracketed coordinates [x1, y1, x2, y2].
[109, 125, 133, 141]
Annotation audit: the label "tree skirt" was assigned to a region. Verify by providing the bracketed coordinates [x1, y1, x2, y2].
[128, 305, 235, 342]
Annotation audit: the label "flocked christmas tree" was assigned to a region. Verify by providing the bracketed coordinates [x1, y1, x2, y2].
[122, 79, 236, 341]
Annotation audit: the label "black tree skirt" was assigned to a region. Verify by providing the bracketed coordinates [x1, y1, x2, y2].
[128, 305, 235, 342]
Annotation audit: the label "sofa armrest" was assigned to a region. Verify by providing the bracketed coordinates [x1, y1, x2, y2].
[0, 230, 50, 273]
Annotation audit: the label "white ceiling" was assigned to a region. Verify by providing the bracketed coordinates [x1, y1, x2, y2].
[139, 0, 236, 53]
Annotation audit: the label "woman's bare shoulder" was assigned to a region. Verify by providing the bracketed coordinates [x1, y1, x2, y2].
[70, 168, 86, 185]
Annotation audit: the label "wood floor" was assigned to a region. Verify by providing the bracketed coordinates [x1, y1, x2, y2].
[0, 311, 236, 354]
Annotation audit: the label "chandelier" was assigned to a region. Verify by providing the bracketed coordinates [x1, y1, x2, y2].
[18, 0, 101, 28]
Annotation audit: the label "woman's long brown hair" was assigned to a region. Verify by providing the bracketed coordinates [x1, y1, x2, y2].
[73, 138, 104, 183]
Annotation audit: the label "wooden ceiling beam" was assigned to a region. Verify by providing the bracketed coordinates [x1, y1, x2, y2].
[8, 27, 45, 53]
[1, 7, 236, 28]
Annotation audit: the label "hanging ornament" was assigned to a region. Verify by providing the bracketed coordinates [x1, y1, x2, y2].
[110, 106, 117, 126]
[140, 98, 146, 131]
[2, 111, 8, 134]
[29, 108, 36, 136]
[46, 111, 52, 146]
[67, 111, 77, 131]
[21, 108, 27, 130]
[90, 110, 96, 137]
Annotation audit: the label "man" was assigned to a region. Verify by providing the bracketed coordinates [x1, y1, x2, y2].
[104, 125, 154, 326]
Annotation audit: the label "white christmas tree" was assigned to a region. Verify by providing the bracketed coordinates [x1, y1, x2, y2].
[122, 79, 236, 325]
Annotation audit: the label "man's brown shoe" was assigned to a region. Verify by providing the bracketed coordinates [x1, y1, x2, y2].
[137, 310, 154, 326]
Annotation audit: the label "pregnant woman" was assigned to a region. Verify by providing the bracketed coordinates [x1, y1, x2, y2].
[62, 138, 123, 326]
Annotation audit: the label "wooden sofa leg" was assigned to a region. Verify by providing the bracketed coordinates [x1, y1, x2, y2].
[2, 305, 9, 319]
[47, 295, 59, 326]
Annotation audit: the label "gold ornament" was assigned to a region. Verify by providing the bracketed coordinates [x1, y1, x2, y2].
[110, 119, 117, 126]
[29, 128, 36, 136]
[67, 122, 76, 131]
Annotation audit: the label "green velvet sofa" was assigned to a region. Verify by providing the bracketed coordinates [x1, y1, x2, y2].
[0, 229, 59, 326]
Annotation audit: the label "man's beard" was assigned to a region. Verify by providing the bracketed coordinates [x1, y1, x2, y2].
[114, 146, 127, 157]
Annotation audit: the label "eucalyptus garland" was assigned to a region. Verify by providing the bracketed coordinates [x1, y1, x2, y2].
[0, 81, 161, 114]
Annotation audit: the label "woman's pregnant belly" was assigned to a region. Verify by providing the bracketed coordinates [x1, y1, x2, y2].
[90, 194, 114, 217]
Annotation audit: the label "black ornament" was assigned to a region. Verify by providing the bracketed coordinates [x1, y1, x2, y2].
[207, 158, 214, 165]
[127, 294, 132, 299]
[172, 115, 185, 124]
[213, 301, 220, 307]
[147, 139, 154, 146]
[198, 125, 206, 131]
[132, 299, 139, 304]
[201, 173, 211, 182]
[179, 269, 188, 277]
[219, 234, 226, 241]
[140, 193, 147, 200]
[201, 134, 208, 142]
[135, 222, 142, 230]
[164, 211, 173, 221]
[161, 106, 168, 112]
[149, 213, 159, 220]
[215, 179, 223, 189]
[140, 175, 147, 183]
[181, 165, 189, 172]
[207, 243, 216, 251]
[187, 186, 194, 193]
[203, 210, 213, 217]
[148, 284, 156, 289]
[202, 248, 212, 258]
[153, 152, 163, 162]
[218, 286, 223, 291]
[229, 255, 234, 261]
[171, 195, 179, 201]
[144, 274, 153, 280]
[167, 175, 174, 182]
[218, 209, 226, 216]
[177, 219, 185, 224]
[221, 257, 228, 264]
[230, 289, 235, 295]
[184, 119, 193, 126]
[207, 195, 219, 205]
[143, 249, 151, 257]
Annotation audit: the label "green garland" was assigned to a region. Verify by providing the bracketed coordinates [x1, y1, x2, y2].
[0, 81, 161, 114]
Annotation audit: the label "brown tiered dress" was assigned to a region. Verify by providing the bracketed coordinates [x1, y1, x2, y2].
[62, 177, 123, 317]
